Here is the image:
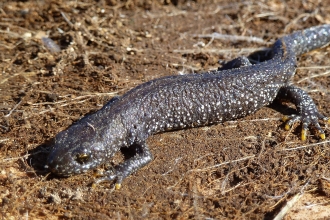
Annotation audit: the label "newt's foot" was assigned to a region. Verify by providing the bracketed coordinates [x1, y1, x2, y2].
[282, 114, 329, 141]
[92, 168, 125, 189]
[278, 85, 329, 141]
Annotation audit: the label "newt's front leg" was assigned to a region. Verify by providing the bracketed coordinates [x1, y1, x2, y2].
[94, 141, 153, 189]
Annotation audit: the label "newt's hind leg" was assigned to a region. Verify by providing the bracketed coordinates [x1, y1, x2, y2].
[277, 85, 329, 140]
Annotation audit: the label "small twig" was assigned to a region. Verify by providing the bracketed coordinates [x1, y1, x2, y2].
[1, 154, 30, 162]
[228, 117, 280, 123]
[0, 125, 9, 131]
[0, 71, 37, 84]
[284, 12, 315, 32]
[204, 36, 214, 48]
[0, 29, 22, 38]
[273, 193, 302, 220]
[86, 122, 96, 132]
[221, 182, 250, 194]
[297, 70, 330, 83]
[173, 47, 268, 55]
[0, 138, 9, 143]
[298, 65, 330, 69]
[192, 33, 266, 44]
[280, 140, 330, 151]
[191, 155, 255, 172]
[31, 92, 120, 106]
[4, 100, 22, 118]
[60, 11, 74, 28]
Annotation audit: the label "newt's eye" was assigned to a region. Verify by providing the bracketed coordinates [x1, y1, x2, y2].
[75, 153, 90, 164]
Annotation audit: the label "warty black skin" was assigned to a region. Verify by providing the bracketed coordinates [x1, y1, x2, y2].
[46, 25, 330, 187]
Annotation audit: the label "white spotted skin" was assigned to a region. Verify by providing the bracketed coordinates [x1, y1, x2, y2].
[47, 25, 330, 181]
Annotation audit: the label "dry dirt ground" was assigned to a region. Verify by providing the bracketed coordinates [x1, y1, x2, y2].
[1, 0, 330, 219]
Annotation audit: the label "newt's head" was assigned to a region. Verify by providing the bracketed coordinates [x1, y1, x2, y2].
[46, 119, 114, 177]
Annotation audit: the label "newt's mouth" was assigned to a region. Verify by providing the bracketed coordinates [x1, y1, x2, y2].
[45, 158, 89, 176]
[44, 164, 74, 177]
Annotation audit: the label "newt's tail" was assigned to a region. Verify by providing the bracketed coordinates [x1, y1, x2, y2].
[281, 24, 330, 56]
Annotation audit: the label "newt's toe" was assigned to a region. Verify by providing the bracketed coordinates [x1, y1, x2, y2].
[283, 115, 301, 131]
[313, 121, 326, 140]
[282, 116, 290, 122]
[319, 133, 326, 140]
[115, 183, 122, 190]
[284, 123, 291, 131]
[301, 128, 307, 141]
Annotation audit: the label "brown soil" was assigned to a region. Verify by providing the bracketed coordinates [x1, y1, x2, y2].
[1, 0, 330, 219]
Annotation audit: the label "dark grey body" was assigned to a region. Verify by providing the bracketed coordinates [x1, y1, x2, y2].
[46, 25, 330, 186]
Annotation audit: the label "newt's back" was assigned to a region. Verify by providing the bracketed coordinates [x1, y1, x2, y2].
[117, 52, 292, 135]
